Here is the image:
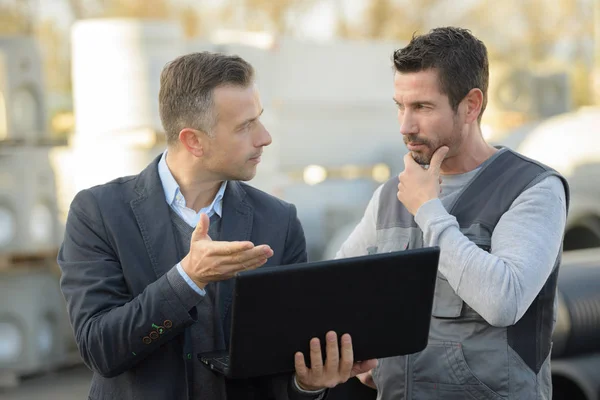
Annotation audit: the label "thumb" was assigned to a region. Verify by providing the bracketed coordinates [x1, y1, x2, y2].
[429, 146, 449, 176]
[191, 213, 210, 242]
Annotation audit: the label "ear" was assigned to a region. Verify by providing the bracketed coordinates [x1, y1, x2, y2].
[462, 88, 483, 124]
[178, 128, 205, 157]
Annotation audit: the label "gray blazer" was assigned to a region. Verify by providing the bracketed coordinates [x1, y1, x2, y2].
[58, 155, 315, 400]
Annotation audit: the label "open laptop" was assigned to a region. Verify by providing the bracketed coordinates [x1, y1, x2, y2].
[198, 246, 440, 379]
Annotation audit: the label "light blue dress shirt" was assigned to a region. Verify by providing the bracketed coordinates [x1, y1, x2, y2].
[158, 151, 227, 296]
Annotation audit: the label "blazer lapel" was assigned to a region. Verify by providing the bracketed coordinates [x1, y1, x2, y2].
[216, 181, 254, 331]
[130, 155, 181, 279]
[131, 162, 253, 337]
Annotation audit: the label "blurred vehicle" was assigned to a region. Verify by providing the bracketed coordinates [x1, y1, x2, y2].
[496, 107, 600, 251]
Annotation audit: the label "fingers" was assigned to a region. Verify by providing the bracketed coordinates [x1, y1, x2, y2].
[294, 352, 309, 379]
[221, 255, 268, 277]
[338, 334, 353, 379]
[191, 213, 210, 241]
[362, 359, 378, 371]
[397, 178, 406, 201]
[295, 332, 357, 391]
[403, 152, 417, 170]
[324, 331, 339, 371]
[429, 146, 449, 176]
[356, 370, 376, 389]
[225, 245, 273, 265]
[241, 256, 269, 270]
[309, 337, 323, 375]
[351, 358, 377, 377]
[397, 178, 405, 190]
[356, 370, 371, 383]
[190, 241, 272, 281]
[207, 241, 255, 256]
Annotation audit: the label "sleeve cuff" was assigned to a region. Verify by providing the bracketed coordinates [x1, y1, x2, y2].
[176, 262, 206, 296]
[166, 265, 205, 312]
[414, 198, 448, 229]
[291, 375, 327, 399]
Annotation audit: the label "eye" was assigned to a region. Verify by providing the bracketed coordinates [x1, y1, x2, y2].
[238, 122, 253, 132]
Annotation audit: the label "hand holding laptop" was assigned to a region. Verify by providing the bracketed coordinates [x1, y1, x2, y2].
[181, 213, 274, 289]
[294, 331, 377, 391]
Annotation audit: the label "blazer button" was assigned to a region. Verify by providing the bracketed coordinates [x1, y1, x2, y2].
[149, 331, 159, 340]
[164, 320, 173, 329]
[142, 336, 152, 345]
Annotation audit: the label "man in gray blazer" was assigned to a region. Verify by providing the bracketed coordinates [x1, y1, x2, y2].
[58, 52, 375, 400]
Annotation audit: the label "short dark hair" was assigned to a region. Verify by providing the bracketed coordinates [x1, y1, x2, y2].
[393, 27, 489, 122]
[159, 52, 255, 144]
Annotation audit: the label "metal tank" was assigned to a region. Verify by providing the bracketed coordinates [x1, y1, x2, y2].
[0, 37, 48, 143]
[0, 36, 74, 387]
[71, 18, 185, 137]
[0, 269, 73, 386]
[53, 19, 186, 223]
[0, 146, 61, 254]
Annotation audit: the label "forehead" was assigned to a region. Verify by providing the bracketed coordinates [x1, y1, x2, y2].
[213, 84, 261, 122]
[393, 69, 443, 99]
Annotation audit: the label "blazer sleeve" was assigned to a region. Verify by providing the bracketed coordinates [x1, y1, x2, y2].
[58, 189, 201, 378]
[281, 203, 308, 265]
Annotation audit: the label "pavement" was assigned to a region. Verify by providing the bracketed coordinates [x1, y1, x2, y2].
[0, 365, 92, 400]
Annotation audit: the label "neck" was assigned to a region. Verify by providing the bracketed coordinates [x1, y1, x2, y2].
[441, 124, 497, 175]
[165, 147, 223, 212]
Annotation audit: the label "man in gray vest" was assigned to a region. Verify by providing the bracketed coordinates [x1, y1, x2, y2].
[340, 27, 569, 399]
[58, 52, 375, 399]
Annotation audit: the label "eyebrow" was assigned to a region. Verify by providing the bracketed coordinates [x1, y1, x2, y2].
[393, 98, 436, 107]
[235, 109, 264, 130]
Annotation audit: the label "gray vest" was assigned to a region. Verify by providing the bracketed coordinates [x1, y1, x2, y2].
[372, 149, 569, 400]
[170, 211, 228, 399]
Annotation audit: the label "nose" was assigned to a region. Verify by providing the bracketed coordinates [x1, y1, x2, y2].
[399, 110, 418, 136]
[255, 121, 272, 147]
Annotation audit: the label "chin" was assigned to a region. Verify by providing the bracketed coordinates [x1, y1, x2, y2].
[411, 152, 431, 166]
[233, 170, 257, 182]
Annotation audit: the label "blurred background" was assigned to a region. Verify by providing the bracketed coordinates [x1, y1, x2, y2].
[1, 0, 600, 399]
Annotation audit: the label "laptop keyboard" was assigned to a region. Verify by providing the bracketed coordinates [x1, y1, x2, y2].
[213, 356, 230, 366]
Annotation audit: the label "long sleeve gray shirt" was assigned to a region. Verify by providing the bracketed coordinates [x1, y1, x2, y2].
[336, 169, 567, 327]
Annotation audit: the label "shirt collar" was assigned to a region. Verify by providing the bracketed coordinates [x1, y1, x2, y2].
[158, 151, 180, 206]
[158, 150, 227, 217]
[210, 180, 227, 217]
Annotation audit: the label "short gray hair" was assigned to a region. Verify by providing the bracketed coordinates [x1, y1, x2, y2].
[158, 52, 255, 143]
